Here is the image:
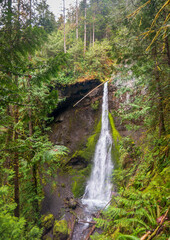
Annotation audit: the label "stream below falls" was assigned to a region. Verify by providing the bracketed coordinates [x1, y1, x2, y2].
[72, 82, 114, 239]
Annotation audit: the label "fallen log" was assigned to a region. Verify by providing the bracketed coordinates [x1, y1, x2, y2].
[85, 225, 96, 240]
[78, 220, 96, 224]
[67, 215, 76, 240]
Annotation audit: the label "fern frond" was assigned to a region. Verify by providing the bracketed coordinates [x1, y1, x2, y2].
[105, 207, 126, 219]
[114, 217, 149, 229]
[95, 218, 109, 230]
[135, 208, 156, 226]
[133, 227, 146, 236]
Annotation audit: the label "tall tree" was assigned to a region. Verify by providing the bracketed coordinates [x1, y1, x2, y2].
[84, 0, 87, 54]
[36, 0, 56, 33]
[63, 0, 66, 53]
[76, 0, 79, 40]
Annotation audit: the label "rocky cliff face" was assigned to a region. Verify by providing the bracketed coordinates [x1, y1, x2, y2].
[49, 80, 103, 154]
[49, 79, 129, 152]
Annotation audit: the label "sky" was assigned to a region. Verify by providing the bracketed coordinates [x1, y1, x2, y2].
[46, 0, 76, 20]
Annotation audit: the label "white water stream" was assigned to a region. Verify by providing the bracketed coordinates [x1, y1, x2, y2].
[82, 82, 113, 210]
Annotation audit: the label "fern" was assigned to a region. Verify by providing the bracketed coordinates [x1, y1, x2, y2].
[135, 208, 155, 226]
[114, 217, 149, 229]
[95, 218, 110, 230]
[43, 145, 69, 163]
[133, 227, 146, 236]
[105, 207, 127, 219]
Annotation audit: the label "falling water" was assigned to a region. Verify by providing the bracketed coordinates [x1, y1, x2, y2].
[82, 82, 113, 210]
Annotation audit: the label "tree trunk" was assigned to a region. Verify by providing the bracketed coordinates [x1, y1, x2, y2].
[84, 0, 87, 54]
[93, 15, 95, 47]
[14, 76, 20, 218]
[33, 163, 39, 215]
[5, 104, 13, 170]
[29, 0, 32, 23]
[165, 36, 170, 66]
[63, 0, 66, 53]
[7, 0, 12, 26]
[17, 0, 21, 21]
[14, 127, 19, 217]
[76, 0, 78, 40]
[90, 22, 92, 46]
[27, 76, 39, 218]
[153, 46, 166, 137]
[28, 77, 33, 137]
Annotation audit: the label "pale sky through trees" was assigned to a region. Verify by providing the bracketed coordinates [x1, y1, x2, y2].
[47, 0, 76, 19]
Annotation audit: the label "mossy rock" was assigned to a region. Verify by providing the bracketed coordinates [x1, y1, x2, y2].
[53, 220, 69, 240]
[41, 214, 55, 231]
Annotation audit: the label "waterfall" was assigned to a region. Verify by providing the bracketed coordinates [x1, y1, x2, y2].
[82, 82, 113, 210]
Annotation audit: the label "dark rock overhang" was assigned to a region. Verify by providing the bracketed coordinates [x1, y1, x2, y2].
[50, 79, 101, 118]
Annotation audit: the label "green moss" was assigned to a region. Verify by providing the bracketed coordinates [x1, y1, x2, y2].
[108, 112, 121, 165]
[41, 214, 55, 230]
[71, 165, 91, 198]
[53, 220, 69, 240]
[91, 100, 99, 110]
